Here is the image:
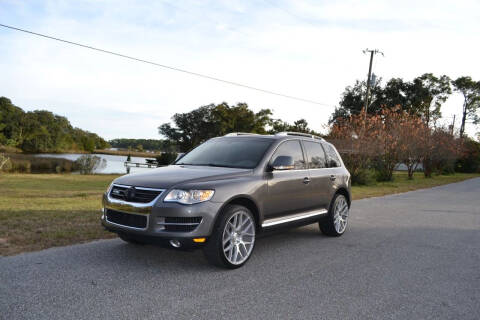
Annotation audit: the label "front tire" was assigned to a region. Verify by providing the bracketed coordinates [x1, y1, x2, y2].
[203, 205, 256, 269]
[319, 194, 349, 236]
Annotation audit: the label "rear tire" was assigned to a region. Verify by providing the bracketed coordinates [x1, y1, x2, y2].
[203, 205, 256, 269]
[118, 233, 146, 245]
[319, 194, 349, 237]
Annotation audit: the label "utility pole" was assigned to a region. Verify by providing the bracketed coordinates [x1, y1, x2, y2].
[362, 49, 383, 123]
[450, 114, 456, 135]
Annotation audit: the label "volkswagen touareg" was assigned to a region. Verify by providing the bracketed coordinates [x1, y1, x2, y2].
[102, 132, 351, 268]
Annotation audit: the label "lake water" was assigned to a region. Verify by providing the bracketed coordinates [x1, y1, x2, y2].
[36, 153, 156, 174]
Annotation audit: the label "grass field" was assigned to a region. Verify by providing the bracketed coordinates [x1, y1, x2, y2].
[1, 172, 478, 256]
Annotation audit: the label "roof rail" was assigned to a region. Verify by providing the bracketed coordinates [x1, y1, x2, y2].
[224, 132, 259, 136]
[275, 132, 324, 141]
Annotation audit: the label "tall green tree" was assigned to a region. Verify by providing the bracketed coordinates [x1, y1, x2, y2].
[330, 79, 384, 123]
[330, 74, 451, 126]
[159, 102, 318, 152]
[159, 103, 273, 152]
[409, 73, 451, 127]
[452, 76, 480, 137]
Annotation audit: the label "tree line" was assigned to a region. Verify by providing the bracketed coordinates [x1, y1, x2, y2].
[108, 138, 172, 152]
[0, 97, 109, 153]
[329, 73, 480, 183]
[331, 73, 480, 137]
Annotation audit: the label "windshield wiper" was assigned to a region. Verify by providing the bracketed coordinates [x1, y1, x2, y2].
[204, 163, 242, 168]
[178, 163, 243, 168]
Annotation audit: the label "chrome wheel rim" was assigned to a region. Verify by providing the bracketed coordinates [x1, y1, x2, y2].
[333, 196, 349, 234]
[222, 210, 255, 265]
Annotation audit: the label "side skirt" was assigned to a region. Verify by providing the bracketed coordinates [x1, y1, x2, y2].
[261, 208, 328, 228]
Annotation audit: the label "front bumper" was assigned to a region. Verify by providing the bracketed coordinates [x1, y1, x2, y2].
[101, 191, 223, 240]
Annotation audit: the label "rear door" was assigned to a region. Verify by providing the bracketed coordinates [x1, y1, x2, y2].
[264, 140, 311, 219]
[302, 140, 332, 210]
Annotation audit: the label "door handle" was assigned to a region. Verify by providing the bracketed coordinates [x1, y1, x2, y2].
[303, 177, 311, 184]
[330, 175, 336, 181]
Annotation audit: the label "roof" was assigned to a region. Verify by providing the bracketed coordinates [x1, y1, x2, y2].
[223, 132, 325, 142]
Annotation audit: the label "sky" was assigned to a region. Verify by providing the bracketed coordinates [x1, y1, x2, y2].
[1, 0, 479, 140]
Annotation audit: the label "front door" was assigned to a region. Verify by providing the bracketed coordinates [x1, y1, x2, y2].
[264, 140, 311, 219]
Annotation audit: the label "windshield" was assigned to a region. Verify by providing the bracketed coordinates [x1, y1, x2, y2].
[176, 138, 273, 169]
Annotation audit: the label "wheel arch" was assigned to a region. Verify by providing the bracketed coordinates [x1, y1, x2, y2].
[335, 187, 351, 207]
[215, 195, 261, 231]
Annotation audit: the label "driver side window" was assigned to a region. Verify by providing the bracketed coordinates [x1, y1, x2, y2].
[271, 140, 306, 170]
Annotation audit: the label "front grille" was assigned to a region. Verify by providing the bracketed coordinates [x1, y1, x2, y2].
[106, 209, 147, 229]
[158, 217, 202, 232]
[110, 185, 163, 203]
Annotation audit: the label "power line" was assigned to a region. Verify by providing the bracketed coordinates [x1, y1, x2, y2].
[0, 23, 332, 107]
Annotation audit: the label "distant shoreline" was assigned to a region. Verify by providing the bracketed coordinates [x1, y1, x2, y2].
[1, 145, 160, 158]
[94, 149, 160, 158]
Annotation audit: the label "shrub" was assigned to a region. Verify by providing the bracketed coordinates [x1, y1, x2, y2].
[75, 154, 106, 174]
[373, 157, 395, 182]
[351, 168, 376, 185]
[455, 139, 480, 173]
[4, 154, 76, 173]
[156, 152, 178, 166]
[11, 159, 31, 173]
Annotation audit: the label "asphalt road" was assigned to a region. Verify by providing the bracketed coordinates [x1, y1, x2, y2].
[1, 178, 479, 320]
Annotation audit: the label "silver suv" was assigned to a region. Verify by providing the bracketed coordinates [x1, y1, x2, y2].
[102, 132, 351, 268]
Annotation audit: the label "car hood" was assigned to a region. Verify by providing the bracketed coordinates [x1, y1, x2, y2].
[113, 165, 252, 189]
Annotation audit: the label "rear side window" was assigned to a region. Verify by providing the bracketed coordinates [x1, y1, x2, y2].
[323, 143, 341, 168]
[303, 141, 326, 169]
[272, 140, 306, 170]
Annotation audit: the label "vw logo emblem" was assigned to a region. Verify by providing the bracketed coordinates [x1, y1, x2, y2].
[126, 187, 136, 201]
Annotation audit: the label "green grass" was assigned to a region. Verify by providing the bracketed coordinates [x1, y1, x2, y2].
[351, 172, 480, 200]
[0, 172, 479, 256]
[0, 174, 119, 256]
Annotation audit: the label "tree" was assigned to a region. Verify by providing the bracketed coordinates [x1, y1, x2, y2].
[409, 73, 451, 127]
[330, 74, 452, 126]
[455, 138, 480, 173]
[330, 79, 384, 123]
[372, 108, 404, 181]
[0, 96, 109, 153]
[397, 114, 429, 179]
[269, 118, 320, 136]
[329, 107, 446, 182]
[329, 112, 379, 184]
[428, 127, 461, 175]
[452, 76, 480, 137]
[159, 102, 318, 152]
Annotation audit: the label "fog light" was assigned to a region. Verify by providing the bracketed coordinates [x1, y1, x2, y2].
[193, 238, 206, 243]
[169, 239, 181, 248]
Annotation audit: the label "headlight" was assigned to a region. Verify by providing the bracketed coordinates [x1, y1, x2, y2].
[163, 189, 215, 204]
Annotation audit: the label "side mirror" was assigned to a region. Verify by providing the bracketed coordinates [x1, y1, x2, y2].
[174, 153, 185, 162]
[270, 155, 295, 171]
